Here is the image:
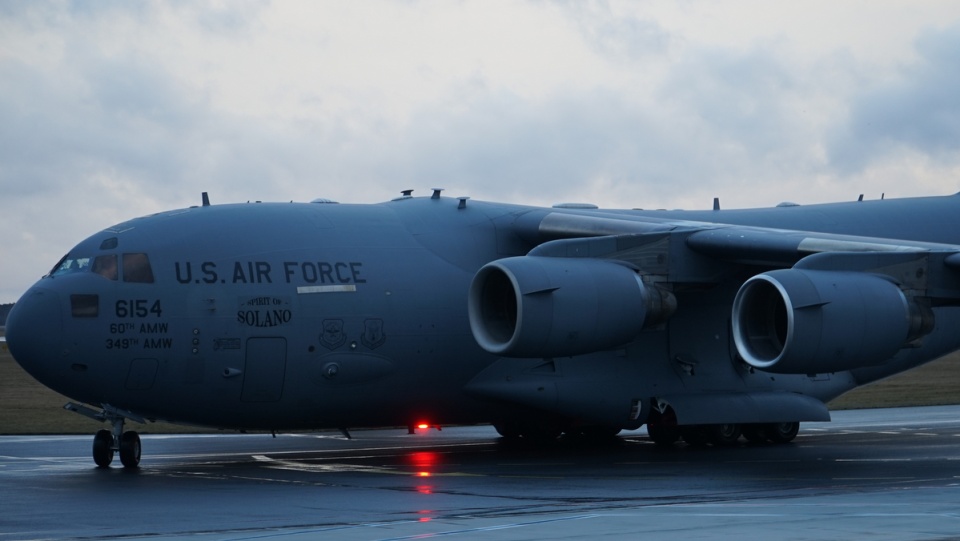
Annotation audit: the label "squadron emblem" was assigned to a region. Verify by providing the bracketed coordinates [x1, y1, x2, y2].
[320, 319, 346, 350]
[361, 319, 386, 349]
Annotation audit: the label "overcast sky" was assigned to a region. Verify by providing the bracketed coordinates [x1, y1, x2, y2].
[2, 1, 960, 303]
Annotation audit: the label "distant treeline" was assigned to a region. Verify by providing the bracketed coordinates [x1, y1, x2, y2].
[0, 304, 12, 327]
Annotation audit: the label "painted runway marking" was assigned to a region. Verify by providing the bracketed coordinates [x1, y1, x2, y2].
[835, 458, 912, 462]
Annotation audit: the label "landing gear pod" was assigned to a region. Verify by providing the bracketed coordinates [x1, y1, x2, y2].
[732, 269, 930, 374]
[468, 256, 673, 358]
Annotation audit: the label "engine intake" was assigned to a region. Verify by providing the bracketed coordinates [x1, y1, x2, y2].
[732, 269, 931, 374]
[468, 256, 673, 358]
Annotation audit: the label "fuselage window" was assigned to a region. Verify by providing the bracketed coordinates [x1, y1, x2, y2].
[92, 255, 118, 281]
[123, 253, 155, 283]
[70, 294, 99, 317]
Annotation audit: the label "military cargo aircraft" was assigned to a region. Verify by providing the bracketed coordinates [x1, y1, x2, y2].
[7, 189, 960, 468]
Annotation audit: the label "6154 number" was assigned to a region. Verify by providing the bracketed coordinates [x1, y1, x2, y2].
[115, 299, 162, 318]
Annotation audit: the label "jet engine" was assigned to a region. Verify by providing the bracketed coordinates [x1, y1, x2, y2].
[732, 269, 931, 374]
[468, 256, 674, 358]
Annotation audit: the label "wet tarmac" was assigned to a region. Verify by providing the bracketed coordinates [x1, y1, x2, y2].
[2, 406, 960, 540]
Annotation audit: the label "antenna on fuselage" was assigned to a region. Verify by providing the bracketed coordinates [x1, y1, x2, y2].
[713, 197, 720, 211]
[202, 192, 211, 207]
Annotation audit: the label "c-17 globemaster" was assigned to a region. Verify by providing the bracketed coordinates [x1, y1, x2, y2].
[7, 189, 960, 468]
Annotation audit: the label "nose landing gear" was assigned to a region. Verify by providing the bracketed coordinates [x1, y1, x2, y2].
[65, 403, 144, 468]
[92, 426, 142, 468]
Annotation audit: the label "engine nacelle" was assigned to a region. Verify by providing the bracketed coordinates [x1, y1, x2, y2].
[468, 256, 671, 358]
[732, 269, 929, 374]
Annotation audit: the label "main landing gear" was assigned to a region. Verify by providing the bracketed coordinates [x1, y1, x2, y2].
[65, 403, 144, 468]
[645, 405, 800, 447]
[648, 421, 800, 447]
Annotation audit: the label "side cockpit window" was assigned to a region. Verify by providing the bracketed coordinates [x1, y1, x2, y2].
[92, 255, 118, 280]
[123, 253, 155, 283]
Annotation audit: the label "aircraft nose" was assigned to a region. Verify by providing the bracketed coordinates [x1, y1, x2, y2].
[5, 286, 63, 382]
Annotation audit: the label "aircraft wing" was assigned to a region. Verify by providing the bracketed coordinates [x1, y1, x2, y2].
[529, 210, 960, 284]
[472, 209, 960, 374]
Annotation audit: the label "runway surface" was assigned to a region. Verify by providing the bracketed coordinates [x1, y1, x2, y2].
[2, 406, 960, 540]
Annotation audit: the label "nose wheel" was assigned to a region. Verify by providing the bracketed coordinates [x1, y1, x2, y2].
[65, 403, 145, 468]
[119, 430, 142, 468]
[92, 429, 113, 467]
[91, 423, 141, 468]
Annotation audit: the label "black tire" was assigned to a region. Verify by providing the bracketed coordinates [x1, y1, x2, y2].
[764, 422, 800, 444]
[119, 431, 141, 469]
[93, 429, 114, 468]
[708, 424, 742, 446]
[647, 423, 680, 446]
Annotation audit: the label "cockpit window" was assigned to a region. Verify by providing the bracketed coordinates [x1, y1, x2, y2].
[92, 255, 118, 280]
[123, 253, 154, 283]
[51, 255, 91, 276]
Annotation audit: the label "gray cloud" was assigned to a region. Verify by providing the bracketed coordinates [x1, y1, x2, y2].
[567, 2, 675, 62]
[661, 47, 801, 152]
[0, 53, 196, 202]
[3, 3, 960, 302]
[329, 85, 753, 207]
[828, 24, 960, 172]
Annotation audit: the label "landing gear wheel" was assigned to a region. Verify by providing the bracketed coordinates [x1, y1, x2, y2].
[647, 404, 681, 446]
[647, 424, 680, 446]
[708, 424, 742, 446]
[93, 429, 114, 468]
[119, 431, 142, 468]
[764, 422, 800, 444]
